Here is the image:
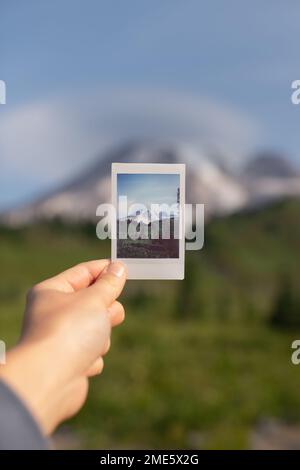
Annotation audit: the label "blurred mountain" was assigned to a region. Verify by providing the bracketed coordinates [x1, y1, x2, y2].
[1, 141, 300, 226]
[241, 152, 300, 207]
[243, 152, 299, 179]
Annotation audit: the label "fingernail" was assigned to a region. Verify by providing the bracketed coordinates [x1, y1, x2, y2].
[106, 262, 125, 278]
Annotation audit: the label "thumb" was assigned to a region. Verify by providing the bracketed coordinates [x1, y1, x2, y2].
[89, 261, 127, 307]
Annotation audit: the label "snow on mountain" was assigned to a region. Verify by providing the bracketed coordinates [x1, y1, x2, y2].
[1, 141, 300, 226]
[126, 207, 179, 226]
[122, 209, 154, 226]
[131, 210, 159, 226]
[241, 152, 300, 206]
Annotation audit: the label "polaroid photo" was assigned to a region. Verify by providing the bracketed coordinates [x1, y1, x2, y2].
[111, 163, 185, 280]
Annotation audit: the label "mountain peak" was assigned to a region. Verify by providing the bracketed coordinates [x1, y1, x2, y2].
[243, 152, 299, 179]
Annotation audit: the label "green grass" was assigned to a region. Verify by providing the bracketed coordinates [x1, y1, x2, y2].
[0, 200, 300, 449]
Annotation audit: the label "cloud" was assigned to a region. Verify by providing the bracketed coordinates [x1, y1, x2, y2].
[0, 88, 261, 207]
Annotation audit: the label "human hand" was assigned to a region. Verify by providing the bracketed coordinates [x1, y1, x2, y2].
[0, 260, 127, 434]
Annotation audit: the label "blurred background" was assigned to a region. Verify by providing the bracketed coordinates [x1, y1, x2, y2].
[1, 0, 300, 449]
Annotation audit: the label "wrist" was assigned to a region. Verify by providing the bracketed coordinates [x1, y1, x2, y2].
[0, 341, 63, 434]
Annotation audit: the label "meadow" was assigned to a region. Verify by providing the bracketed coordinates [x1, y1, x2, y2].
[0, 199, 300, 449]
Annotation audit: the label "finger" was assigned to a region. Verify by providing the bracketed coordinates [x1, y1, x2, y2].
[38, 259, 110, 293]
[89, 261, 127, 307]
[86, 356, 104, 377]
[108, 301, 125, 327]
[86, 335, 110, 376]
[103, 337, 111, 355]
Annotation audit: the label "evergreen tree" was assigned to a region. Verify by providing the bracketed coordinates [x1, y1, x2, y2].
[270, 276, 300, 329]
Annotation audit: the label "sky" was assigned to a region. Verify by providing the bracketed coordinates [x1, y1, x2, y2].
[1, 0, 300, 209]
[117, 173, 179, 216]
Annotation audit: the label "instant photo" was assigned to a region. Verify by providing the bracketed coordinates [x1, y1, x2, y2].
[112, 163, 185, 280]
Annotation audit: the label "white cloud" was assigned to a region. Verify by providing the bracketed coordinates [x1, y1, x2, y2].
[0, 88, 261, 207]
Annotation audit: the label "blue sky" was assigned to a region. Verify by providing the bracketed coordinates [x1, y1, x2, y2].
[1, 1, 300, 209]
[118, 173, 179, 213]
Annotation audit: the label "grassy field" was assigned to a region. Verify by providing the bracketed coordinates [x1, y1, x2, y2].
[117, 237, 179, 258]
[0, 199, 300, 449]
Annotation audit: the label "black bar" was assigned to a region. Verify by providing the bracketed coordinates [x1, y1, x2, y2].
[0, 449, 297, 466]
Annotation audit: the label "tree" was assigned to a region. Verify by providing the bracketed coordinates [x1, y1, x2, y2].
[174, 254, 202, 319]
[269, 276, 300, 329]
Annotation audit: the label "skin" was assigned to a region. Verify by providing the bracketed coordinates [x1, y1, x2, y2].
[0, 259, 127, 435]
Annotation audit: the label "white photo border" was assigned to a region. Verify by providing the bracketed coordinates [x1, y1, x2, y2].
[111, 163, 185, 280]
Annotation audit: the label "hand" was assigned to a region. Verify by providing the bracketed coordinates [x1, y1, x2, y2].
[0, 260, 127, 434]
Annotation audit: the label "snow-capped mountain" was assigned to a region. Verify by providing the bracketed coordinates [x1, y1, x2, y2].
[119, 209, 155, 226]
[1, 141, 300, 226]
[125, 207, 180, 226]
[129, 210, 153, 226]
[241, 152, 300, 206]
